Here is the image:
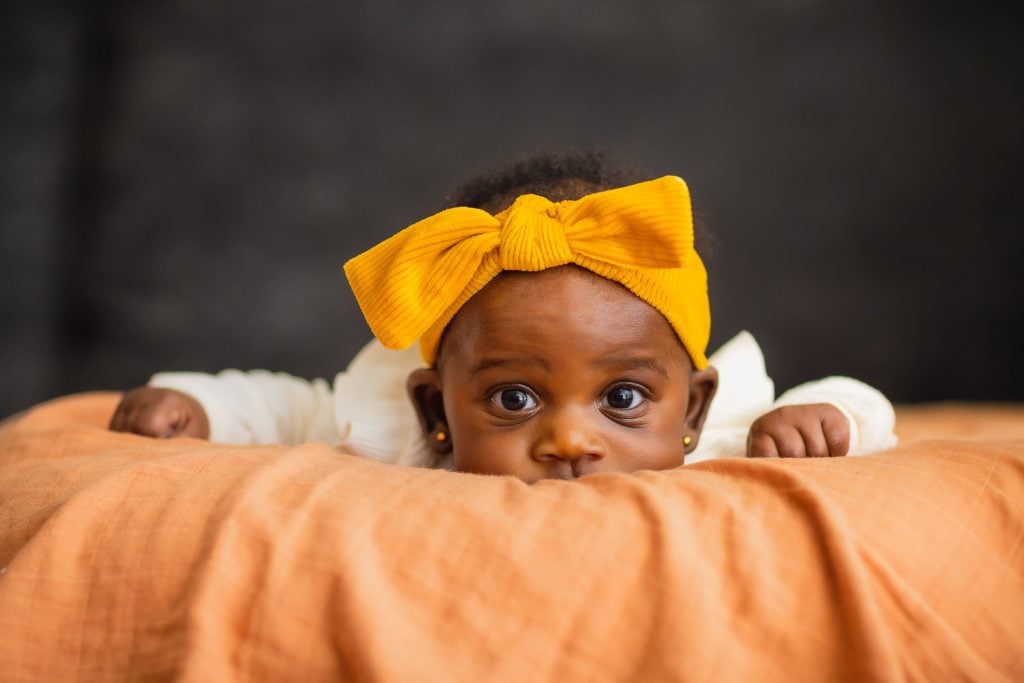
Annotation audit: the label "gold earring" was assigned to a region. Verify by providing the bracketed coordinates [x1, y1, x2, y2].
[682, 435, 692, 447]
[435, 431, 447, 442]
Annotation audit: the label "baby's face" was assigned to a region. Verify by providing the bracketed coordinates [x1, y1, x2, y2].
[408, 266, 717, 482]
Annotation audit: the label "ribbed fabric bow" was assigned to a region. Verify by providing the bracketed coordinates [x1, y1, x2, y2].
[343, 175, 710, 367]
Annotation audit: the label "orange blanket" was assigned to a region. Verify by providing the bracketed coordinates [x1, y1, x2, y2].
[1, 394, 1022, 681]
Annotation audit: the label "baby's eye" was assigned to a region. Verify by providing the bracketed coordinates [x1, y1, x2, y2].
[603, 385, 645, 410]
[490, 387, 538, 412]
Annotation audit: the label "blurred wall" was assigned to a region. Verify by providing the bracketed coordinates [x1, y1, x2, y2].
[3, 0, 1023, 418]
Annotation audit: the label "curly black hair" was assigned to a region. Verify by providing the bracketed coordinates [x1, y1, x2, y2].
[448, 151, 636, 211]
[448, 151, 712, 256]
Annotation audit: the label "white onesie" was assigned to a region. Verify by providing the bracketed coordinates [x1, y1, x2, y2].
[149, 331, 897, 467]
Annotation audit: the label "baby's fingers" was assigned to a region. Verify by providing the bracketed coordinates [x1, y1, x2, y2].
[796, 421, 831, 458]
[109, 387, 192, 438]
[747, 432, 779, 458]
[821, 409, 850, 456]
[133, 401, 186, 438]
[109, 391, 143, 432]
[772, 427, 809, 458]
[109, 399, 126, 431]
[748, 429, 808, 458]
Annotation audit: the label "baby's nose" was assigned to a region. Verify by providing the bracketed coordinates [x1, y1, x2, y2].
[531, 408, 605, 465]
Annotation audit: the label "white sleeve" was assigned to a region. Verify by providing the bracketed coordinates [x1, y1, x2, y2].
[686, 331, 775, 464]
[774, 376, 898, 455]
[330, 340, 434, 467]
[148, 369, 338, 446]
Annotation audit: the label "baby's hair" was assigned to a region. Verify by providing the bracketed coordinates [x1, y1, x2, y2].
[448, 151, 712, 256]
[448, 151, 637, 212]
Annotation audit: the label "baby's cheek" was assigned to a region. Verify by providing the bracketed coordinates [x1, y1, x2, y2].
[647, 430, 687, 470]
[451, 429, 532, 477]
[606, 432, 686, 472]
[638, 444, 686, 472]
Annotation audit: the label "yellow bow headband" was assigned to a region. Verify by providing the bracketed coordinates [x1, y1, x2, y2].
[343, 175, 710, 368]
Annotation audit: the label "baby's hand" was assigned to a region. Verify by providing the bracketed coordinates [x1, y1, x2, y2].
[109, 387, 210, 439]
[746, 403, 849, 458]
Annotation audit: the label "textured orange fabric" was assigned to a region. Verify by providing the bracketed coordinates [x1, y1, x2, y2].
[1, 394, 1023, 681]
[343, 176, 711, 367]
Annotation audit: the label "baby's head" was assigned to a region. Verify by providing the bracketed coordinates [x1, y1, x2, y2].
[346, 154, 718, 481]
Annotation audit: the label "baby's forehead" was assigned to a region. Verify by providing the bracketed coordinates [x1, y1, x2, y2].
[438, 266, 689, 366]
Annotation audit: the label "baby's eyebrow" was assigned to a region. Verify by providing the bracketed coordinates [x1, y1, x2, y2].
[470, 356, 551, 375]
[594, 356, 671, 378]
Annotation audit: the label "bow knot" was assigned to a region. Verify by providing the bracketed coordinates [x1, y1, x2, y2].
[498, 195, 573, 271]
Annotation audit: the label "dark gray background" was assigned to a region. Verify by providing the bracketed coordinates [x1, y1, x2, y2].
[3, 0, 1023, 419]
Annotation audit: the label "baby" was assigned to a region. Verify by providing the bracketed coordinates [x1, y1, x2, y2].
[110, 154, 896, 481]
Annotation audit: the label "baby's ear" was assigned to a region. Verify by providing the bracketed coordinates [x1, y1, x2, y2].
[683, 366, 718, 452]
[407, 368, 452, 454]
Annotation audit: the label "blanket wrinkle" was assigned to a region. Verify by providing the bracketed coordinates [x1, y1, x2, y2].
[679, 461, 904, 681]
[855, 541, 1015, 682]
